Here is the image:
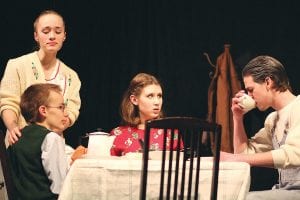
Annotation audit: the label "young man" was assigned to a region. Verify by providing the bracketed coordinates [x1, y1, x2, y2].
[221, 56, 300, 199]
[7, 83, 85, 199]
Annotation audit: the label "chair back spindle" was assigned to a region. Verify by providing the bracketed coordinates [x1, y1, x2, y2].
[140, 117, 221, 200]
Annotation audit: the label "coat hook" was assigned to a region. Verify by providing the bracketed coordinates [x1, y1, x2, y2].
[203, 52, 216, 69]
[203, 52, 216, 78]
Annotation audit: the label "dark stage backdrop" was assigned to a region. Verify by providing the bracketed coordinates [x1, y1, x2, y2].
[2, 0, 299, 191]
[2, 0, 300, 145]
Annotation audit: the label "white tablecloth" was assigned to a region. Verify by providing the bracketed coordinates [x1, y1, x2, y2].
[59, 156, 250, 200]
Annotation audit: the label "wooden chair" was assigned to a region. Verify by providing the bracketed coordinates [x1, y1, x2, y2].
[0, 130, 15, 200]
[140, 117, 221, 200]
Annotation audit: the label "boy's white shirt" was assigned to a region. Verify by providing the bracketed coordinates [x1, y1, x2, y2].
[41, 132, 69, 194]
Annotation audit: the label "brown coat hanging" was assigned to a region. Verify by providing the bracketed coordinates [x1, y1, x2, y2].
[206, 44, 241, 153]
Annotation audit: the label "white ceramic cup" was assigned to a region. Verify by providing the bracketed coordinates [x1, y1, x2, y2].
[238, 94, 256, 113]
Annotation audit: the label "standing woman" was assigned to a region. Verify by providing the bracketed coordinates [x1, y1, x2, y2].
[110, 73, 182, 156]
[0, 10, 81, 145]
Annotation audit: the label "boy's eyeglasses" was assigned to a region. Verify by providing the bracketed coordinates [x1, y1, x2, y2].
[45, 104, 66, 112]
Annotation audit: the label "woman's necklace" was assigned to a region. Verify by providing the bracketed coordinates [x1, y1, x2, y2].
[45, 60, 60, 81]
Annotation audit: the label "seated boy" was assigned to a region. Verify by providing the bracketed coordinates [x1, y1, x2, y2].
[7, 83, 85, 199]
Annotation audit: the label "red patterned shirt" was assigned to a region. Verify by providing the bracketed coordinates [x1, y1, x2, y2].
[110, 126, 183, 156]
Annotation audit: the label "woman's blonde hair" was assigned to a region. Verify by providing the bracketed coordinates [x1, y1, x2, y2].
[33, 10, 65, 32]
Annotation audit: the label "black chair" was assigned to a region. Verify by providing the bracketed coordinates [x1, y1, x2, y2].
[0, 130, 15, 200]
[140, 117, 221, 200]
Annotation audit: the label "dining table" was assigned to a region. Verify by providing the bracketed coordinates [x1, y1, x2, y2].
[58, 153, 250, 200]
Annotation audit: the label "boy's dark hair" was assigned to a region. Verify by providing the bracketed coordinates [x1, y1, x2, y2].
[20, 83, 61, 123]
[242, 55, 291, 92]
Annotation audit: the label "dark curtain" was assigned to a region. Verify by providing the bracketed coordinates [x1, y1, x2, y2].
[1, 1, 300, 149]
